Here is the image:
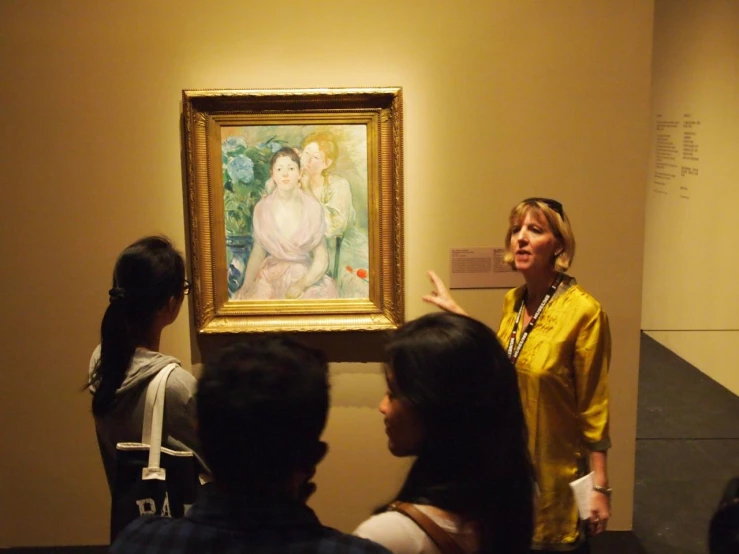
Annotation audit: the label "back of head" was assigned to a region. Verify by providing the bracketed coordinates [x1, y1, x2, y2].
[90, 236, 186, 416]
[197, 336, 329, 493]
[387, 312, 525, 460]
[710, 477, 739, 554]
[387, 312, 534, 554]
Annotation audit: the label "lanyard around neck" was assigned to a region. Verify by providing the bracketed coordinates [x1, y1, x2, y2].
[506, 273, 564, 365]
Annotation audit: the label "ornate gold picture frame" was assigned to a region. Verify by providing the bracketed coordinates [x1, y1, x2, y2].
[182, 88, 404, 333]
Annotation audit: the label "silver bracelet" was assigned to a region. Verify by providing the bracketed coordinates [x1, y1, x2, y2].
[593, 484, 612, 497]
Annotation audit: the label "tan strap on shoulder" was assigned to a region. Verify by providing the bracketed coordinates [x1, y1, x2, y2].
[388, 501, 466, 554]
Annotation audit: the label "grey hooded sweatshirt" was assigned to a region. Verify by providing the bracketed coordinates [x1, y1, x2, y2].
[88, 345, 204, 493]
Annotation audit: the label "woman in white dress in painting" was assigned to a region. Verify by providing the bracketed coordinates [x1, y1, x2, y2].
[234, 147, 336, 300]
[300, 131, 369, 297]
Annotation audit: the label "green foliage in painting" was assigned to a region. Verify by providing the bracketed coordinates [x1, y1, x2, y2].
[222, 136, 284, 236]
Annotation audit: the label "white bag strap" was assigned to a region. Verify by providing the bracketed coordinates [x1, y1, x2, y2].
[141, 364, 177, 480]
[141, 363, 177, 444]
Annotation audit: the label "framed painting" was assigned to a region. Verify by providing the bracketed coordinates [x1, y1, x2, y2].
[182, 87, 404, 333]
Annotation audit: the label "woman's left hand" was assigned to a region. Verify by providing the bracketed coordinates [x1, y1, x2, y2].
[588, 490, 611, 535]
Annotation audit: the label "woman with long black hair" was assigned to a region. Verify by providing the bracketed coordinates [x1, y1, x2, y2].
[354, 312, 534, 554]
[87, 236, 203, 492]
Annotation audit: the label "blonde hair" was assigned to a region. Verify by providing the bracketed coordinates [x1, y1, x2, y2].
[301, 132, 339, 167]
[503, 199, 575, 272]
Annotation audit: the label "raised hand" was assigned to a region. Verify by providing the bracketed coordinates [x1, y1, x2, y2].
[421, 270, 467, 316]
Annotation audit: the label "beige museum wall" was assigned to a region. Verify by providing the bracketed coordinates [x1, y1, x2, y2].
[643, 0, 739, 394]
[0, 0, 653, 546]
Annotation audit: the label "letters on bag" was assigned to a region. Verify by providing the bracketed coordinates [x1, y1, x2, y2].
[109, 365, 199, 541]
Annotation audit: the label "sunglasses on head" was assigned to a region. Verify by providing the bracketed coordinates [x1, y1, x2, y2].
[523, 197, 565, 220]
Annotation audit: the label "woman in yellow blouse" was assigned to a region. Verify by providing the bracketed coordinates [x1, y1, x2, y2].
[423, 198, 611, 553]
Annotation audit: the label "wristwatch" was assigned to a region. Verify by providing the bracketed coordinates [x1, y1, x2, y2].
[593, 484, 613, 497]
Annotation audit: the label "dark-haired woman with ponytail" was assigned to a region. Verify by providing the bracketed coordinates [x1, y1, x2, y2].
[87, 236, 204, 493]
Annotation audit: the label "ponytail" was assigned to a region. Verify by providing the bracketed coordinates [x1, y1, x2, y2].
[90, 292, 137, 416]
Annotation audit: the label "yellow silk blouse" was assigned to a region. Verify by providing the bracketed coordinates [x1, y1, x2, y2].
[497, 275, 611, 551]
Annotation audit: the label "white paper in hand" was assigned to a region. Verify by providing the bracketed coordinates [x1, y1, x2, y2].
[569, 471, 594, 519]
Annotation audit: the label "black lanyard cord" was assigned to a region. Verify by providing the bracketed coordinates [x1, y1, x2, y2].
[506, 273, 564, 365]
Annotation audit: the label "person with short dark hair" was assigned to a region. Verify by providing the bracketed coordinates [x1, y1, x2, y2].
[111, 336, 392, 554]
[354, 312, 535, 554]
[709, 477, 739, 554]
